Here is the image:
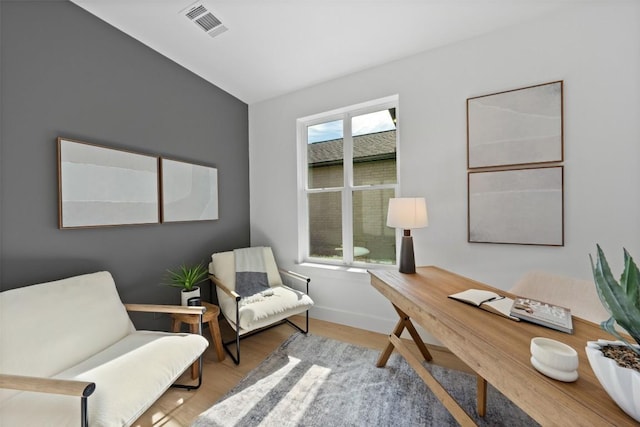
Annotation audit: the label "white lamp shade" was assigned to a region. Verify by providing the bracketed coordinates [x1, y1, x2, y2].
[386, 197, 428, 229]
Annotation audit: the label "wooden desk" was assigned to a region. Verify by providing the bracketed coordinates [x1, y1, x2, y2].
[370, 266, 636, 427]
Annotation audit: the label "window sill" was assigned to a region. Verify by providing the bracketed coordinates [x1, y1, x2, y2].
[296, 261, 397, 278]
[299, 262, 369, 274]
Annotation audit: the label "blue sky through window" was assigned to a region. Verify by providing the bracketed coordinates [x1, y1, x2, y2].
[308, 110, 395, 143]
[308, 119, 343, 144]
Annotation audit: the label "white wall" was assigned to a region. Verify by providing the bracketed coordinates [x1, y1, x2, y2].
[248, 3, 640, 337]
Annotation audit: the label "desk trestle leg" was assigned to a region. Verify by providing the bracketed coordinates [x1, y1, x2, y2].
[376, 303, 485, 426]
[477, 376, 487, 417]
[376, 305, 432, 367]
[388, 335, 477, 426]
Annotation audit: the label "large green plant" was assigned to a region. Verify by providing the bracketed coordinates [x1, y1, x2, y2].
[164, 263, 208, 291]
[590, 244, 640, 355]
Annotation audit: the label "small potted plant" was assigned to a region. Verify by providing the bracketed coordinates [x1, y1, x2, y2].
[164, 262, 209, 306]
[587, 244, 640, 421]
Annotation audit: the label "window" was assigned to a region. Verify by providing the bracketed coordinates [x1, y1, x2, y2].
[298, 96, 399, 266]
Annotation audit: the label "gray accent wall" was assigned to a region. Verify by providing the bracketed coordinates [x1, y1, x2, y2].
[0, 1, 249, 316]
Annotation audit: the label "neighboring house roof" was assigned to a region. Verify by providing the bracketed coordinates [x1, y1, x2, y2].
[308, 130, 396, 166]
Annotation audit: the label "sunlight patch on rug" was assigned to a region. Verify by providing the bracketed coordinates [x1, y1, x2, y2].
[200, 356, 301, 425]
[259, 362, 331, 426]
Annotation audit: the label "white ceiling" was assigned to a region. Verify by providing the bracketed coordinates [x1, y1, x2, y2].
[70, 0, 598, 104]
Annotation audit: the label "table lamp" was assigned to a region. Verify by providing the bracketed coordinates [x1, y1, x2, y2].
[386, 197, 428, 274]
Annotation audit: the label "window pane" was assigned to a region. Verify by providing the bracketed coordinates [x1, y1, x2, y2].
[352, 188, 396, 265]
[307, 120, 343, 189]
[308, 192, 342, 260]
[352, 109, 397, 186]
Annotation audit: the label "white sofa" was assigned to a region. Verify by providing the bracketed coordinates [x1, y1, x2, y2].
[0, 271, 209, 426]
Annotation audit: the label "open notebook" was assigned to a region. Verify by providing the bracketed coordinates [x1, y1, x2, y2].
[448, 289, 520, 321]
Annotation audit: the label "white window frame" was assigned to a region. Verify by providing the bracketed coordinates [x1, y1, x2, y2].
[296, 95, 400, 267]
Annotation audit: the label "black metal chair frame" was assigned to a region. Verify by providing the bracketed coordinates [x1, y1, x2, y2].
[210, 269, 311, 365]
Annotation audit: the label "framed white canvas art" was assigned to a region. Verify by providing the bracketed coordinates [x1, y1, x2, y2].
[467, 81, 563, 169]
[468, 166, 564, 246]
[57, 138, 160, 229]
[161, 158, 218, 223]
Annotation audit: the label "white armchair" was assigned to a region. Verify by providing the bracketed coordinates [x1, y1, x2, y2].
[209, 247, 314, 364]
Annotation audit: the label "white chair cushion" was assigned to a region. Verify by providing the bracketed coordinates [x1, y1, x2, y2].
[219, 285, 313, 333]
[510, 271, 610, 324]
[0, 331, 209, 427]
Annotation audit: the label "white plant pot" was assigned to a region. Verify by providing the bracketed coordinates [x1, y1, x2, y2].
[181, 287, 201, 306]
[585, 340, 640, 422]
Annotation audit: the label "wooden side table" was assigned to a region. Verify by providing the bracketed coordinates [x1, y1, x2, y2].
[171, 302, 225, 379]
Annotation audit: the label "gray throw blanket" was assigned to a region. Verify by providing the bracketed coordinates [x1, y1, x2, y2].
[234, 247, 270, 298]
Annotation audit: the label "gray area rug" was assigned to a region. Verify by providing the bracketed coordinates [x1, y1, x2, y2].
[193, 333, 538, 427]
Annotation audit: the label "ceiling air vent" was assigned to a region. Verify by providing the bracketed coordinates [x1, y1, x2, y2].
[181, 2, 228, 38]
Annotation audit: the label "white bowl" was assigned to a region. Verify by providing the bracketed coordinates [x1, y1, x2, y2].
[530, 337, 579, 372]
[586, 340, 640, 422]
[530, 356, 578, 382]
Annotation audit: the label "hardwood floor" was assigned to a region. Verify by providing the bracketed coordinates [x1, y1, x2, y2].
[131, 315, 470, 426]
